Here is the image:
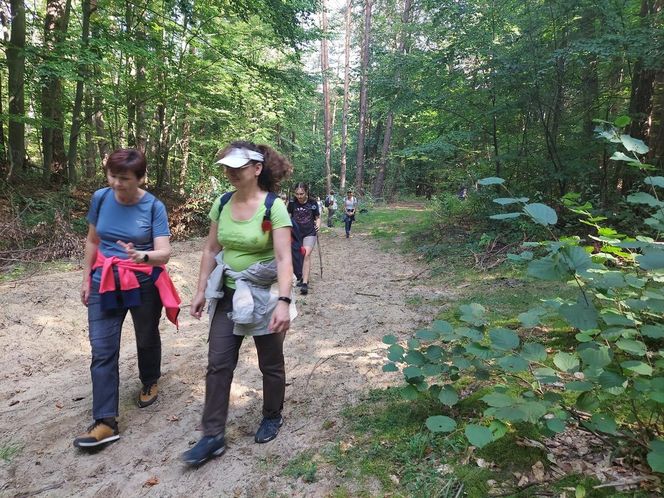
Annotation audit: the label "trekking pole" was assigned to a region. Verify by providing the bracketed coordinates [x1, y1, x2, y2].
[317, 230, 324, 279]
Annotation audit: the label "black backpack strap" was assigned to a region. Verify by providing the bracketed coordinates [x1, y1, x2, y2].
[95, 187, 112, 223]
[262, 192, 277, 232]
[215, 191, 235, 222]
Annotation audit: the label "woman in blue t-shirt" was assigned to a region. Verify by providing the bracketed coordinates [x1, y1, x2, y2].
[287, 183, 320, 295]
[74, 149, 173, 450]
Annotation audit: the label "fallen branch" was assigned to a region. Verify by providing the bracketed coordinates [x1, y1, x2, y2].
[389, 268, 428, 282]
[355, 291, 381, 298]
[304, 352, 355, 393]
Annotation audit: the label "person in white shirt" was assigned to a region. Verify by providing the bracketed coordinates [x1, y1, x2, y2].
[343, 189, 358, 238]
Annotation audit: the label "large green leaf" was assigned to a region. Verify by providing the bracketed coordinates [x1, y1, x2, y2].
[615, 339, 647, 356]
[521, 342, 547, 362]
[534, 367, 559, 384]
[481, 392, 515, 407]
[520, 401, 548, 423]
[546, 418, 566, 433]
[598, 371, 626, 388]
[431, 320, 453, 333]
[465, 343, 495, 359]
[465, 425, 494, 448]
[425, 415, 457, 433]
[497, 355, 530, 373]
[644, 176, 664, 188]
[438, 385, 459, 406]
[493, 197, 529, 205]
[620, 361, 653, 376]
[478, 177, 505, 185]
[627, 192, 662, 207]
[553, 352, 580, 373]
[528, 257, 566, 280]
[647, 440, 664, 472]
[590, 414, 617, 434]
[579, 345, 612, 368]
[641, 325, 664, 339]
[489, 328, 520, 350]
[559, 301, 598, 330]
[565, 381, 593, 392]
[403, 366, 423, 381]
[523, 203, 558, 226]
[490, 213, 521, 220]
[459, 303, 488, 326]
[415, 329, 440, 341]
[637, 249, 664, 270]
[610, 151, 641, 163]
[382, 363, 399, 372]
[620, 134, 649, 154]
[383, 335, 398, 345]
[518, 308, 546, 328]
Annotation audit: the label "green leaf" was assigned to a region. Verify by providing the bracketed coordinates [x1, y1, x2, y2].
[565, 381, 593, 392]
[641, 325, 664, 339]
[559, 301, 598, 330]
[562, 246, 594, 273]
[422, 364, 443, 376]
[620, 361, 653, 376]
[647, 439, 664, 473]
[489, 328, 520, 350]
[590, 414, 617, 434]
[481, 392, 515, 408]
[576, 392, 600, 411]
[465, 425, 494, 448]
[528, 257, 566, 280]
[520, 401, 547, 423]
[459, 303, 488, 326]
[521, 342, 547, 362]
[497, 355, 530, 373]
[553, 352, 580, 373]
[404, 350, 427, 366]
[637, 249, 664, 270]
[523, 203, 558, 226]
[518, 308, 546, 328]
[478, 177, 505, 186]
[611, 151, 641, 163]
[493, 197, 529, 205]
[403, 366, 423, 381]
[438, 385, 459, 406]
[614, 115, 631, 127]
[545, 418, 567, 433]
[627, 192, 662, 207]
[620, 134, 649, 154]
[579, 345, 612, 368]
[401, 385, 419, 400]
[415, 329, 440, 341]
[456, 327, 484, 341]
[534, 367, 559, 384]
[490, 212, 522, 220]
[576, 484, 586, 498]
[382, 363, 399, 372]
[598, 371, 626, 388]
[616, 339, 647, 356]
[644, 176, 664, 188]
[431, 320, 453, 333]
[383, 335, 398, 345]
[465, 343, 495, 359]
[425, 415, 457, 433]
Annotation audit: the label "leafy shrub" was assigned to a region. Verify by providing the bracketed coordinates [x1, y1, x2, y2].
[384, 119, 664, 474]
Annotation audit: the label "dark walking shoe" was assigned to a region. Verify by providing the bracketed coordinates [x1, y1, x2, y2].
[73, 419, 119, 448]
[138, 383, 158, 408]
[255, 416, 283, 443]
[296, 280, 303, 287]
[182, 434, 225, 466]
[300, 283, 308, 295]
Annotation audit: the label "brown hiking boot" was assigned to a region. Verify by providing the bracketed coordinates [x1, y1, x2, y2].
[138, 383, 158, 408]
[73, 420, 119, 448]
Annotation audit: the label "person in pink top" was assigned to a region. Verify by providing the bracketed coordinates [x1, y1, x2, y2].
[74, 148, 178, 450]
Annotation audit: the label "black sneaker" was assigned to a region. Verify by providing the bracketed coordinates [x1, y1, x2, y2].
[73, 419, 119, 448]
[182, 434, 225, 466]
[300, 283, 308, 295]
[255, 416, 283, 444]
[296, 280, 303, 287]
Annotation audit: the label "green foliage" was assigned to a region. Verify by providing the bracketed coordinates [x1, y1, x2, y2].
[384, 131, 664, 473]
[282, 451, 318, 483]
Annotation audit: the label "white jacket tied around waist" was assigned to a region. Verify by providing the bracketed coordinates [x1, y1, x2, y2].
[205, 252, 297, 336]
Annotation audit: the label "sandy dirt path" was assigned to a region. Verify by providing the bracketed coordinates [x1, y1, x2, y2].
[0, 222, 446, 497]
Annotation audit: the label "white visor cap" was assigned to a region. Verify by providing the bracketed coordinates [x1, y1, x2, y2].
[215, 148, 264, 168]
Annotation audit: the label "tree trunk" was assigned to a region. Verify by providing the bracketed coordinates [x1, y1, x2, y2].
[7, 0, 26, 179]
[340, 0, 352, 191]
[41, 0, 71, 183]
[321, 0, 332, 195]
[355, 0, 372, 194]
[84, 88, 96, 177]
[66, 0, 93, 183]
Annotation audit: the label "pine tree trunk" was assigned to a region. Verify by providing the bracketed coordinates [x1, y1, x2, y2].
[355, 0, 372, 194]
[321, 0, 332, 195]
[340, 0, 352, 191]
[7, 0, 26, 179]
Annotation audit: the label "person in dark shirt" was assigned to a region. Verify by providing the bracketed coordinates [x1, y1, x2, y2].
[287, 183, 320, 295]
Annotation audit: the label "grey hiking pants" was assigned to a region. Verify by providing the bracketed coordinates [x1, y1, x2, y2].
[202, 289, 286, 437]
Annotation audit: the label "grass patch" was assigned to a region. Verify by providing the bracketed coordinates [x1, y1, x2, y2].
[282, 450, 318, 483]
[0, 442, 20, 462]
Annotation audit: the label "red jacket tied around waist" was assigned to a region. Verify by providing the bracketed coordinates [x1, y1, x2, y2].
[92, 251, 181, 328]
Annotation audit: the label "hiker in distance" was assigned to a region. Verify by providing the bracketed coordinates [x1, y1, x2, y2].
[343, 189, 359, 238]
[74, 148, 180, 449]
[325, 190, 338, 227]
[183, 141, 296, 467]
[287, 183, 320, 295]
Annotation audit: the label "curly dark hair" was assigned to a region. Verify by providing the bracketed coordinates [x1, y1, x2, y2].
[216, 140, 293, 193]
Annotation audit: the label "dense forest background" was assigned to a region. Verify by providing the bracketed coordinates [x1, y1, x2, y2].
[0, 0, 662, 205]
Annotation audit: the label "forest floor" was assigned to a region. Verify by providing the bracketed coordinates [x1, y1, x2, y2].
[0, 216, 449, 497]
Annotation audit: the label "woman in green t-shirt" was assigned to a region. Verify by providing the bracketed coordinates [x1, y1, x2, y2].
[183, 141, 294, 466]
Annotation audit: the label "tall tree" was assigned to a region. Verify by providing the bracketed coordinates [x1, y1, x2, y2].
[6, 0, 25, 180]
[339, 0, 352, 191]
[355, 0, 372, 194]
[321, 0, 332, 194]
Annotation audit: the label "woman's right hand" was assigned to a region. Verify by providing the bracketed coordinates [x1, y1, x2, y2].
[190, 291, 206, 319]
[80, 281, 90, 307]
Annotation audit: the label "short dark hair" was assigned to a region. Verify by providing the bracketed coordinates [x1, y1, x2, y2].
[105, 149, 147, 179]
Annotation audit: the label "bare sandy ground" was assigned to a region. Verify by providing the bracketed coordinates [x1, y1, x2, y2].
[0, 223, 447, 497]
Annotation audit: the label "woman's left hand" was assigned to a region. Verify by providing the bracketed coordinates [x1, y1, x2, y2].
[268, 301, 291, 334]
[117, 240, 147, 263]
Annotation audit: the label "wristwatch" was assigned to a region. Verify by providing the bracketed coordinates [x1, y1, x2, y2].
[278, 296, 292, 304]
[142, 252, 149, 263]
